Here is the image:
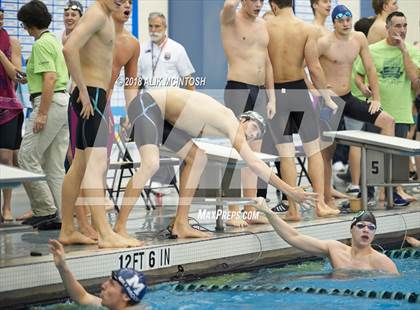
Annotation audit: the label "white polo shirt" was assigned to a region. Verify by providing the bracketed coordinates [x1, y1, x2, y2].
[139, 37, 195, 89]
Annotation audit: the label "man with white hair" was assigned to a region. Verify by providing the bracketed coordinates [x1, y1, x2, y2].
[139, 12, 196, 194]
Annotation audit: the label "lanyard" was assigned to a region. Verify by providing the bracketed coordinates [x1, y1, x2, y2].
[151, 38, 168, 78]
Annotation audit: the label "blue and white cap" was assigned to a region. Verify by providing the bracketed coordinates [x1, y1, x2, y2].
[112, 268, 147, 303]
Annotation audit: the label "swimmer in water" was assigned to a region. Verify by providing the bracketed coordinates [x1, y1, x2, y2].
[253, 197, 399, 274]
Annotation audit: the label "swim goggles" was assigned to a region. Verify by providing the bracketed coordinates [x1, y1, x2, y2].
[354, 222, 376, 231]
[334, 11, 352, 20]
[64, 4, 83, 14]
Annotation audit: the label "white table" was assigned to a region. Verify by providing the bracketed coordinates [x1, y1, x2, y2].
[324, 130, 420, 208]
[0, 164, 45, 189]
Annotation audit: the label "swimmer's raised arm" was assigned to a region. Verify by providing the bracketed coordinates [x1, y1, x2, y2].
[220, 0, 240, 25]
[253, 198, 333, 256]
[48, 240, 102, 306]
[63, 8, 107, 119]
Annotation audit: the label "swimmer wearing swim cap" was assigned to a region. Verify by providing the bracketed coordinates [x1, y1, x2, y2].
[49, 239, 147, 309]
[253, 198, 399, 274]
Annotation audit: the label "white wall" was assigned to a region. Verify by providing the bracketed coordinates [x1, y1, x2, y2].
[339, 0, 361, 21]
[138, 0, 168, 43]
[398, 0, 420, 44]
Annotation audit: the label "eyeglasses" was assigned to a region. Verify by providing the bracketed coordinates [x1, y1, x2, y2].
[334, 11, 352, 20]
[355, 222, 376, 231]
[64, 4, 82, 13]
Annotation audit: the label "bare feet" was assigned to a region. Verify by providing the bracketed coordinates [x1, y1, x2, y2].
[315, 200, 340, 217]
[2, 208, 13, 221]
[397, 189, 417, 202]
[113, 227, 141, 245]
[98, 231, 144, 248]
[283, 204, 301, 221]
[79, 224, 98, 240]
[59, 230, 97, 245]
[226, 216, 249, 227]
[245, 213, 269, 224]
[326, 200, 340, 210]
[331, 188, 350, 199]
[172, 222, 212, 239]
[282, 213, 301, 222]
[16, 210, 33, 221]
[405, 236, 420, 248]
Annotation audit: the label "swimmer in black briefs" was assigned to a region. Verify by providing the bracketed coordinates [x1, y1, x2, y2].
[317, 5, 395, 209]
[114, 88, 318, 239]
[70, 86, 109, 150]
[59, 0, 142, 248]
[220, 0, 276, 227]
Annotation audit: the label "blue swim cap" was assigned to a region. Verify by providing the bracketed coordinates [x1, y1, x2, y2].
[331, 5, 352, 22]
[112, 268, 147, 303]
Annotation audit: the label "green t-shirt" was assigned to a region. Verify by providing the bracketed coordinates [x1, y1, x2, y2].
[356, 40, 420, 124]
[351, 56, 367, 101]
[27, 32, 68, 94]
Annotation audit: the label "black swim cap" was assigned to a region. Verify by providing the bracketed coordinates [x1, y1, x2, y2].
[350, 210, 377, 229]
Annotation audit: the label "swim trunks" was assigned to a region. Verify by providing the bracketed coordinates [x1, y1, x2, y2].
[70, 87, 110, 150]
[127, 92, 193, 153]
[0, 111, 23, 150]
[224, 80, 266, 117]
[269, 79, 320, 144]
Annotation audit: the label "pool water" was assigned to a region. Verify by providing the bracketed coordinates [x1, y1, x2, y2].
[37, 255, 419, 310]
[144, 257, 419, 310]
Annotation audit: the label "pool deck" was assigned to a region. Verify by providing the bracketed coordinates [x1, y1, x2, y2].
[0, 186, 419, 309]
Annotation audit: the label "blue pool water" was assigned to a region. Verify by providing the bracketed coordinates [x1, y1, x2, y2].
[38, 256, 419, 309]
[143, 257, 420, 310]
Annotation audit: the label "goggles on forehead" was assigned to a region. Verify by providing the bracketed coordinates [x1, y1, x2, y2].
[334, 11, 352, 20]
[354, 222, 376, 231]
[64, 4, 82, 13]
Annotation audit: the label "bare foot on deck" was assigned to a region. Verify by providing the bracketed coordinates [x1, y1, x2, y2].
[397, 189, 417, 202]
[59, 230, 97, 245]
[331, 188, 350, 199]
[282, 212, 301, 222]
[79, 224, 98, 241]
[316, 205, 340, 217]
[405, 236, 420, 248]
[226, 216, 249, 227]
[172, 223, 212, 239]
[245, 213, 269, 224]
[326, 200, 340, 210]
[16, 210, 33, 221]
[98, 231, 143, 248]
[113, 228, 142, 244]
[2, 208, 13, 221]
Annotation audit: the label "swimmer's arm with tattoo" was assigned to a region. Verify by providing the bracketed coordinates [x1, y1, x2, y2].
[48, 240, 102, 306]
[358, 33, 381, 114]
[124, 38, 140, 107]
[306, 27, 338, 112]
[220, 0, 240, 25]
[265, 50, 276, 119]
[230, 126, 318, 204]
[253, 198, 333, 256]
[63, 9, 107, 119]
